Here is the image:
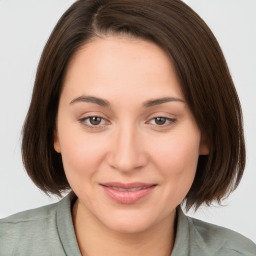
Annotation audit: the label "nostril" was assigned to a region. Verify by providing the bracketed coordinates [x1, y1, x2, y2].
[106, 130, 148, 171]
[107, 152, 148, 172]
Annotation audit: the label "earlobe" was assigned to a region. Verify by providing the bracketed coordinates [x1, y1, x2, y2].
[199, 143, 209, 155]
[53, 130, 61, 153]
[199, 134, 210, 155]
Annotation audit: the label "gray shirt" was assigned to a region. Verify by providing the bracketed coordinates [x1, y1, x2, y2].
[0, 192, 255, 256]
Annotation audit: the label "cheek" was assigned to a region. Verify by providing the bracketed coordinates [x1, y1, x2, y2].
[149, 127, 200, 196]
[151, 133, 200, 172]
[57, 124, 108, 182]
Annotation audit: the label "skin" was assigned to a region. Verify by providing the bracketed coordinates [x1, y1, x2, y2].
[54, 35, 209, 256]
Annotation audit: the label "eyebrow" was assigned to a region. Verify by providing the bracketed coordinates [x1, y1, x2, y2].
[70, 96, 110, 107]
[70, 95, 185, 107]
[143, 96, 185, 107]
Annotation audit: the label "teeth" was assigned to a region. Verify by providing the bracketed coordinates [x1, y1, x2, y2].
[111, 186, 147, 191]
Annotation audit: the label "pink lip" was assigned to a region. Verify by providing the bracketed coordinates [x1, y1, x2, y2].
[100, 182, 157, 204]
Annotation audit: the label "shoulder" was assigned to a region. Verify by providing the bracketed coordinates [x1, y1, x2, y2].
[188, 215, 256, 255]
[0, 201, 58, 230]
[0, 201, 60, 255]
[0, 201, 58, 224]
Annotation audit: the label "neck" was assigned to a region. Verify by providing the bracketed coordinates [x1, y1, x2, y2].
[72, 199, 177, 256]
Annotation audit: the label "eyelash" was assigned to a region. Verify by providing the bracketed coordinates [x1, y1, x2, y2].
[79, 116, 176, 130]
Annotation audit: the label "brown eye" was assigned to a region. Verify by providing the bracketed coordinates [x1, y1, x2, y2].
[89, 116, 102, 125]
[79, 116, 109, 130]
[148, 116, 176, 127]
[154, 117, 167, 125]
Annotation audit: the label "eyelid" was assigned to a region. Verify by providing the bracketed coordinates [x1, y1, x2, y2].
[77, 112, 177, 130]
[78, 115, 111, 129]
[146, 114, 177, 128]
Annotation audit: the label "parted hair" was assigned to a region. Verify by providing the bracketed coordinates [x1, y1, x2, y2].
[22, 0, 245, 210]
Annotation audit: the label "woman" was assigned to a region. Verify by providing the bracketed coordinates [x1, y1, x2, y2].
[0, 0, 255, 255]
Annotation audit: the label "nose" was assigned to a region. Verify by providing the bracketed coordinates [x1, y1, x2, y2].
[107, 124, 148, 172]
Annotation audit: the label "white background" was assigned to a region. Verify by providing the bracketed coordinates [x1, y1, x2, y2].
[0, 0, 255, 243]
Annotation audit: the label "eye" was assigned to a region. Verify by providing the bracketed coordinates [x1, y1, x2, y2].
[88, 116, 103, 125]
[148, 117, 176, 126]
[79, 116, 108, 128]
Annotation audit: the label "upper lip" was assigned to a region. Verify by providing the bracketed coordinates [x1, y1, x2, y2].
[100, 182, 156, 189]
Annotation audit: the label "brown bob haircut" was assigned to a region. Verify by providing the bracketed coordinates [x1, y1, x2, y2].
[22, 0, 245, 210]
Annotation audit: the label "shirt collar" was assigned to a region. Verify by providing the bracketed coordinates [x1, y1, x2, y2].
[171, 207, 191, 255]
[57, 192, 195, 256]
[57, 191, 81, 256]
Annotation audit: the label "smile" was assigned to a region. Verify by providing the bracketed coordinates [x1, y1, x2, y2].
[100, 183, 157, 204]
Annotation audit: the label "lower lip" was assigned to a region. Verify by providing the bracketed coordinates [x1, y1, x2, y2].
[101, 185, 156, 204]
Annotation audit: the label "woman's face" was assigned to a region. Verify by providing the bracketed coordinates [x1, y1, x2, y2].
[54, 36, 208, 233]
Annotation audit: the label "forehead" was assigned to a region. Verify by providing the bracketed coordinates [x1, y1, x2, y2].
[62, 36, 184, 102]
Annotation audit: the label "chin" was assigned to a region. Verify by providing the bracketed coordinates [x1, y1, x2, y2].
[107, 221, 152, 234]
[99, 210, 161, 234]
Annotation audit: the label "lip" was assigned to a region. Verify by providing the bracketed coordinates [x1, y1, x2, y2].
[100, 182, 157, 204]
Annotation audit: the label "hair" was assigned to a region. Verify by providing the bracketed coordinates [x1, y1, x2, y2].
[22, 0, 245, 210]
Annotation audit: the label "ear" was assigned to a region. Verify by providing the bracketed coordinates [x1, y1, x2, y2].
[53, 130, 61, 153]
[199, 133, 210, 155]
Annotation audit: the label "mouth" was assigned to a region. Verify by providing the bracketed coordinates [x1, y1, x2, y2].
[100, 182, 157, 204]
